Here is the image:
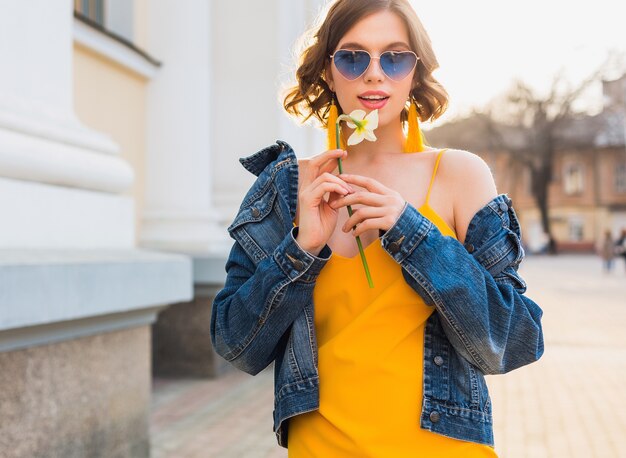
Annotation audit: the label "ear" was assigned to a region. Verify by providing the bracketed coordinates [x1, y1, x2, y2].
[324, 63, 335, 92]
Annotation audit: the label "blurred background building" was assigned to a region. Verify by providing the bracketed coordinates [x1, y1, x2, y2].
[427, 74, 626, 254]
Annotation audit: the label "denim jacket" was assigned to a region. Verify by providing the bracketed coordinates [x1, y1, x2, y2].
[211, 140, 544, 449]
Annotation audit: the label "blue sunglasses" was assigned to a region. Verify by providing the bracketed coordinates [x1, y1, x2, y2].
[330, 49, 419, 81]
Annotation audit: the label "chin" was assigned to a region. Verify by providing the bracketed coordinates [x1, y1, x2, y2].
[377, 111, 402, 128]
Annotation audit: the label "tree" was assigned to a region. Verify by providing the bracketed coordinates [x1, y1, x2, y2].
[474, 62, 615, 254]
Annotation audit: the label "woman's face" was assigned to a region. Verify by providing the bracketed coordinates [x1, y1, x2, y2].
[326, 10, 416, 129]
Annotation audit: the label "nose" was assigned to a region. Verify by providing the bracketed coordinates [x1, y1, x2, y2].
[363, 56, 385, 82]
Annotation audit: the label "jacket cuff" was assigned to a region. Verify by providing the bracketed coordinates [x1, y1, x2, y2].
[380, 201, 433, 263]
[274, 226, 331, 282]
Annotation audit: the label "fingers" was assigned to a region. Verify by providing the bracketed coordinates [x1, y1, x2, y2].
[310, 149, 346, 169]
[308, 181, 350, 205]
[317, 150, 348, 177]
[339, 173, 388, 194]
[330, 190, 387, 209]
[343, 210, 392, 238]
[327, 188, 344, 206]
[302, 173, 352, 206]
[341, 207, 386, 232]
[300, 150, 347, 188]
[350, 217, 390, 238]
[319, 155, 342, 175]
[310, 172, 354, 194]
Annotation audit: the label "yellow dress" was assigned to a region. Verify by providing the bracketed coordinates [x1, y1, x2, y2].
[288, 150, 498, 457]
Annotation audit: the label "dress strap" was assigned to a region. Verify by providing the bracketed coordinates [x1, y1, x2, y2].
[424, 149, 448, 205]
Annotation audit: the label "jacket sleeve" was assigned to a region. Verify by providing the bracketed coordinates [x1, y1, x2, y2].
[380, 195, 544, 375]
[211, 226, 330, 375]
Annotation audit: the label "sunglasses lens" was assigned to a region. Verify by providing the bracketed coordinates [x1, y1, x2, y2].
[380, 52, 417, 80]
[333, 50, 371, 80]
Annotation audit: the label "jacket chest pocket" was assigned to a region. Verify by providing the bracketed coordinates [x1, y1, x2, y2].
[227, 184, 286, 264]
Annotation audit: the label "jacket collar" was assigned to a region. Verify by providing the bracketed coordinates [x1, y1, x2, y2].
[239, 140, 299, 222]
[239, 140, 295, 177]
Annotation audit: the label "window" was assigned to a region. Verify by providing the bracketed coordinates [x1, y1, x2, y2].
[568, 218, 584, 241]
[74, 0, 105, 26]
[74, 0, 135, 44]
[563, 163, 584, 195]
[616, 162, 626, 194]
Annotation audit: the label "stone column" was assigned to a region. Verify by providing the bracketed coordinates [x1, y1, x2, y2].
[141, 0, 225, 253]
[0, 0, 134, 249]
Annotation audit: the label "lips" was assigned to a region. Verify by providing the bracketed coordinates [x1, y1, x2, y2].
[358, 91, 390, 109]
[358, 96, 389, 109]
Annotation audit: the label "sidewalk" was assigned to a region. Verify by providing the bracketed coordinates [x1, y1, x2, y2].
[150, 255, 626, 457]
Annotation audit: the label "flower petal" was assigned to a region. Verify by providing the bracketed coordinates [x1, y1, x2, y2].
[365, 109, 379, 129]
[347, 131, 365, 145]
[364, 130, 377, 142]
[348, 109, 366, 121]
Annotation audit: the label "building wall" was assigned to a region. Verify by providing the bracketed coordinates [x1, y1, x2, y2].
[210, 0, 327, 228]
[133, 0, 149, 49]
[0, 326, 151, 457]
[73, 43, 148, 243]
[484, 147, 626, 252]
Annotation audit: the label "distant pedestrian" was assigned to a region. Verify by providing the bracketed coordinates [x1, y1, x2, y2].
[615, 228, 626, 272]
[599, 229, 615, 273]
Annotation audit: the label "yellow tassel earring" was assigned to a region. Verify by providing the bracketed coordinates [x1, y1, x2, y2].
[404, 97, 425, 153]
[327, 95, 346, 150]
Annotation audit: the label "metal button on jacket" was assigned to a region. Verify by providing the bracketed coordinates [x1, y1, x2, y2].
[499, 202, 508, 212]
[434, 355, 444, 366]
[251, 207, 260, 218]
[292, 259, 304, 271]
[429, 411, 441, 423]
[465, 243, 475, 253]
[388, 241, 400, 253]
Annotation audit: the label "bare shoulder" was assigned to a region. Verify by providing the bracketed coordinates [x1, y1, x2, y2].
[438, 148, 498, 244]
[438, 148, 492, 178]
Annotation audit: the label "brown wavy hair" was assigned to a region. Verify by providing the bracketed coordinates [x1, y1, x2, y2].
[282, 0, 449, 129]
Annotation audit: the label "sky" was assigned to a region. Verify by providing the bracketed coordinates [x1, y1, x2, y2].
[410, 1, 626, 128]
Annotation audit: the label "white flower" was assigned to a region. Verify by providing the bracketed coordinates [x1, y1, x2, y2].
[337, 109, 378, 146]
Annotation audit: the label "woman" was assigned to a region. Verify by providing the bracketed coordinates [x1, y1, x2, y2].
[211, 0, 544, 456]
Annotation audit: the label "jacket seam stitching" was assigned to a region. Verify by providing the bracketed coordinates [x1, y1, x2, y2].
[223, 278, 290, 361]
[402, 262, 491, 373]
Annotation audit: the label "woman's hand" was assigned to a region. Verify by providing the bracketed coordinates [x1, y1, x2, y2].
[295, 150, 354, 255]
[330, 173, 406, 238]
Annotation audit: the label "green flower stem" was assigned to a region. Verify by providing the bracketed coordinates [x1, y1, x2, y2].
[335, 122, 374, 288]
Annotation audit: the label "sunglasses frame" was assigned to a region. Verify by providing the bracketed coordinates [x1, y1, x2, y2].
[329, 49, 420, 81]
